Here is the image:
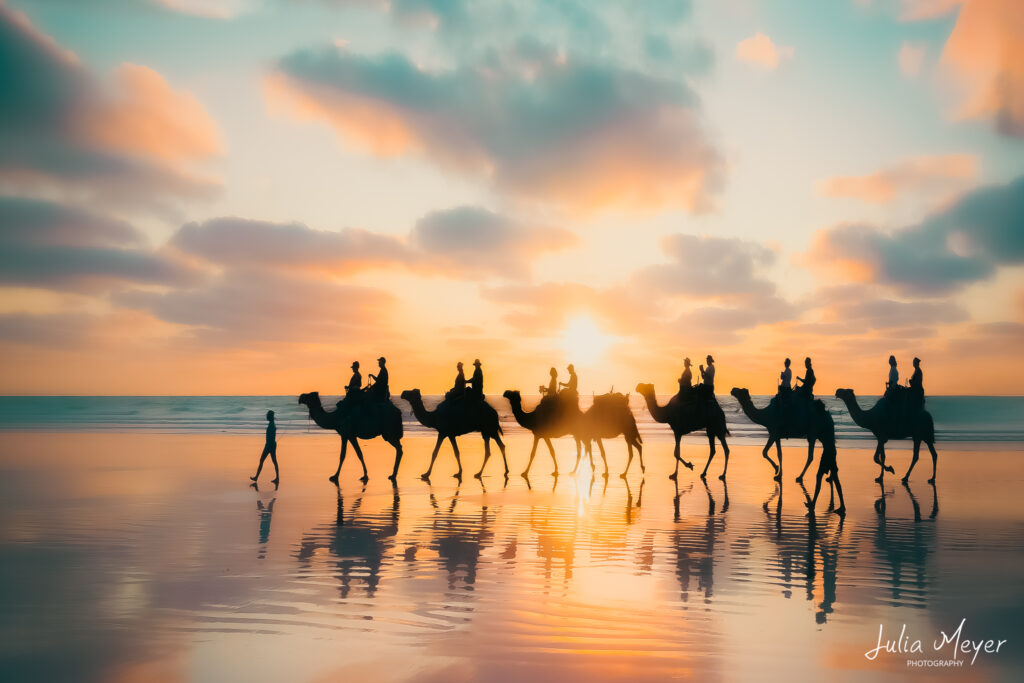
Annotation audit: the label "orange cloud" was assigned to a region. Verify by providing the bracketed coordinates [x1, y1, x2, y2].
[735, 33, 794, 70]
[265, 72, 419, 156]
[818, 153, 977, 203]
[81, 63, 221, 163]
[939, 0, 1024, 137]
[903, 0, 1024, 137]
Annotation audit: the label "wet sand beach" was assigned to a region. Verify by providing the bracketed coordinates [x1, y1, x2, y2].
[1, 431, 1022, 682]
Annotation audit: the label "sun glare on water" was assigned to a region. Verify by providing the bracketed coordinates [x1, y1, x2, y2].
[559, 315, 614, 367]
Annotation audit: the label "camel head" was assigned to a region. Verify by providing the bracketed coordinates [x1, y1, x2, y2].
[730, 387, 751, 401]
[502, 389, 522, 405]
[835, 388, 854, 401]
[634, 383, 655, 396]
[297, 391, 320, 406]
[400, 388, 421, 403]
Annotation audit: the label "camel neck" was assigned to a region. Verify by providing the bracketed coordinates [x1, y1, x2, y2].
[839, 393, 872, 428]
[304, 397, 335, 430]
[640, 390, 670, 423]
[407, 395, 438, 429]
[508, 399, 535, 429]
[736, 394, 769, 426]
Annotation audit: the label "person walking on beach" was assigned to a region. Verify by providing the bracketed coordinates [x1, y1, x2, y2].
[805, 403, 845, 516]
[251, 410, 279, 485]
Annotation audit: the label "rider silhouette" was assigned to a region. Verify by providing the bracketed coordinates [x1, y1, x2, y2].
[367, 356, 389, 400]
[467, 359, 484, 400]
[451, 362, 467, 399]
[560, 364, 577, 393]
[699, 355, 715, 393]
[679, 358, 693, 395]
[796, 357, 815, 399]
[345, 361, 362, 397]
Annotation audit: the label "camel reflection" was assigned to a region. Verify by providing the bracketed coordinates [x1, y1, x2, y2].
[425, 485, 494, 590]
[672, 479, 725, 604]
[295, 484, 400, 598]
[758, 482, 847, 622]
[867, 480, 939, 607]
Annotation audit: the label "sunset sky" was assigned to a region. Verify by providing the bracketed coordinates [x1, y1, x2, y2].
[1, 0, 1022, 395]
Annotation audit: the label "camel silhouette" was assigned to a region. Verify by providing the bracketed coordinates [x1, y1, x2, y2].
[400, 388, 508, 481]
[297, 392, 404, 482]
[572, 392, 644, 478]
[834, 388, 938, 484]
[730, 387, 826, 483]
[635, 383, 730, 480]
[502, 390, 584, 476]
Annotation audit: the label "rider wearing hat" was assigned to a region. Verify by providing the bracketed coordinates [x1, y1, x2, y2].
[700, 355, 716, 393]
[467, 359, 484, 400]
[559, 364, 578, 393]
[367, 356, 389, 400]
[345, 361, 362, 397]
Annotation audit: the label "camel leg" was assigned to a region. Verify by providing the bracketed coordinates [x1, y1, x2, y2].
[422, 434, 445, 480]
[476, 436, 491, 479]
[670, 434, 681, 480]
[571, 440, 583, 474]
[774, 438, 782, 481]
[761, 437, 779, 476]
[545, 438, 559, 476]
[832, 466, 846, 516]
[700, 429, 715, 480]
[637, 438, 645, 474]
[350, 439, 369, 482]
[493, 433, 508, 476]
[796, 439, 815, 483]
[622, 441, 634, 478]
[523, 436, 540, 477]
[718, 433, 730, 480]
[330, 438, 348, 483]
[448, 436, 463, 479]
[874, 442, 887, 483]
[671, 433, 694, 480]
[388, 439, 403, 482]
[903, 440, 921, 484]
[597, 440, 608, 478]
[926, 441, 938, 484]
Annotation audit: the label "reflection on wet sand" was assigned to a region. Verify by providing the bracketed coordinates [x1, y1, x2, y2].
[1, 433, 1022, 681]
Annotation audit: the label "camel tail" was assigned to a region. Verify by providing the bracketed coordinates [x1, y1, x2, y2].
[497, 422, 504, 436]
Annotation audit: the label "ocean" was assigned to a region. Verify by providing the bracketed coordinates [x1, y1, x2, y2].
[1, 394, 1021, 444]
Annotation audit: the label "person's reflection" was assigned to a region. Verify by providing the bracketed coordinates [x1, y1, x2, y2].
[254, 485, 275, 560]
[295, 483, 400, 599]
[810, 514, 845, 624]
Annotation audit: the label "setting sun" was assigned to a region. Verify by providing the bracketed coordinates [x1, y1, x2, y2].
[559, 316, 615, 368]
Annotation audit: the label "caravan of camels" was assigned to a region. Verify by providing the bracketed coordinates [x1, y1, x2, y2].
[295, 355, 939, 515]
